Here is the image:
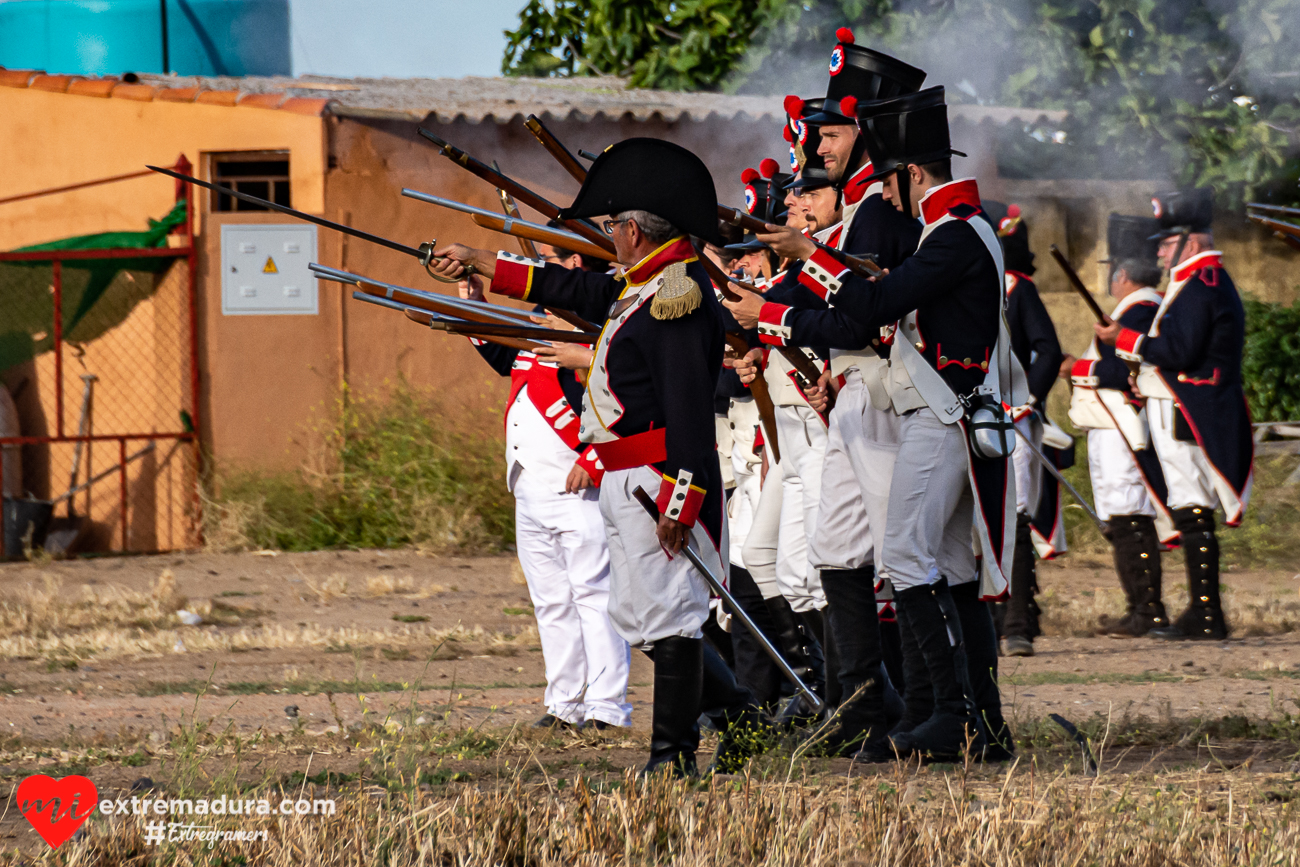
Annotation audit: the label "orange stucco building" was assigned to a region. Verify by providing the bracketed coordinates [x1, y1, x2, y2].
[5, 69, 1283, 553]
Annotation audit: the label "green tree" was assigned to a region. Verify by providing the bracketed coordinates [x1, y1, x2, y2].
[501, 0, 782, 91]
[503, 0, 1300, 203]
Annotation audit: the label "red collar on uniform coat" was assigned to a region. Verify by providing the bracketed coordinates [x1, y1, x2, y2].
[919, 178, 982, 226]
[622, 236, 698, 286]
[842, 161, 874, 207]
[1172, 250, 1223, 283]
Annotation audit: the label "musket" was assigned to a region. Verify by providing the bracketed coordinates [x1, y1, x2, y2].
[403, 308, 543, 353]
[1246, 214, 1300, 252]
[630, 486, 824, 715]
[523, 114, 588, 184]
[1247, 201, 1300, 219]
[1048, 244, 1111, 324]
[415, 127, 616, 254]
[1013, 427, 1106, 533]
[401, 189, 615, 261]
[696, 252, 827, 387]
[359, 282, 596, 343]
[718, 205, 885, 279]
[310, 264, 540, 326]
[146, 165, 467, 282]
[493, 174, 539, 259]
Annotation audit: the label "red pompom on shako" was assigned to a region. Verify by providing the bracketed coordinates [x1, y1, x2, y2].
[782, 124, 794, 142]
[783, 94, 805, 119]
[836, 27, 855, 44]
[759, 158, 780, 179]
[740, 167, 760, 184]
[1007, 204, 1021, 219]
[839, 95, 858, 117]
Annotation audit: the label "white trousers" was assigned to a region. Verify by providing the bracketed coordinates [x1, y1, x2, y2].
[809, 376, 900, 574]
[600, 465, 726, 650]
[1086, 428, 1155, 521]
[741, 458, 785, 600]
[1147, 398, 1218, 510]
[1012, 415, 1042, 516]
[773, 405, 828, 612]
[880, 408, 979, 591]
[728, 451, 761, 569]
[514, 471, 632, 727]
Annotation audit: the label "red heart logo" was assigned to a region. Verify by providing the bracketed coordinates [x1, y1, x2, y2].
[17, 775, 98, 849]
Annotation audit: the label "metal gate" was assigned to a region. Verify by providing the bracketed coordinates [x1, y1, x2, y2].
[0, 160, 201, 557]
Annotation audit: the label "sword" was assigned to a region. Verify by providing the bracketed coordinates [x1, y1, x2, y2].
[630, 486, 825, 715]
[1013, 426, 1106, 532]
[146, 165, 467, 282]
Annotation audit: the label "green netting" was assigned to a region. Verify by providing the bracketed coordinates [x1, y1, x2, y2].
[0, 201, 188, 372]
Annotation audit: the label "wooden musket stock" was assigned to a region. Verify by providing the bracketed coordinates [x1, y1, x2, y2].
[524, 115, 589, 184]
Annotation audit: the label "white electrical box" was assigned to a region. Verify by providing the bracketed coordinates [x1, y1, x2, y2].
[220, 224, 318, 315]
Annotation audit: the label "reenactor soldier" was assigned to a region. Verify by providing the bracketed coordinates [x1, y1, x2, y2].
[433, 138, 761, 776]
[751, 85, 1021, 760]
[1070, 213, 1176, 637]
[987, 203, 1065, 657]
[1096, 188, 1254, 641]
[733, 33, 926, 755]
[464, 272, 631, 731]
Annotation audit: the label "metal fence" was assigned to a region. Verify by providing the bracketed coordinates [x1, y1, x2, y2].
[0, 162, 201, 558]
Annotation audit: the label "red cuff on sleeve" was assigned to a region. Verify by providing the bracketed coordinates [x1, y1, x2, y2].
[798, 248, 850, 300]
[1114, 327, 1144, 361]
[574, 446, 604, 486]
[656, 472, 705, 528]
[1070, 358, 1098, 387]
[756, 303, 793, 346]
[490, 254, 536, 300]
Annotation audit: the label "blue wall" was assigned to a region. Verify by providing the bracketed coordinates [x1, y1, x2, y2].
[0, 0, 290, 76]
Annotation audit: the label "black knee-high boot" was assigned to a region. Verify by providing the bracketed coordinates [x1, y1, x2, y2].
[699, 642, 767, 774]
[727, 566, 784, 708]
[890, 581, 978, 760]
[820, 568, 890, 758]
[799, 607, 839, 706]
[1100, 515, 1168, 637]
[1151, 506, 1227, 640]
[763, 596, 825, 703]
[879, 611, 905, 695]
[1002, 513, 1038, 653]
[950, 581, 1013, 761]
[643, 637, 703, 777]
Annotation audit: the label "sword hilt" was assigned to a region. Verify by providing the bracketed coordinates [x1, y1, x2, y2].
[418, 241, 474, 285]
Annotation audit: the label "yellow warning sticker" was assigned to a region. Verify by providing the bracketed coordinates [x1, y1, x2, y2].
[263, 257, 278, 274]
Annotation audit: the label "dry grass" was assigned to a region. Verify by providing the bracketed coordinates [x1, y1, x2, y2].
[15, 752, 1300, 865]
[0, 572, 535, 662]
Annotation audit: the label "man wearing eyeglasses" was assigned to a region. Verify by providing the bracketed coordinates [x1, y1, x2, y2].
[431, 138, 764, 779]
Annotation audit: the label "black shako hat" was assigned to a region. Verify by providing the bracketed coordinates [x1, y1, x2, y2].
[558, 137, 724, 245]
[857, 86, 966, 183]
[781, 29, 925, 128]
[793, 28, 925, 125]
[1102, 213, 1161, 263]
[985, 201, 1035, 276]
[784, 101, 834, 192]
[1150, 188, 1214, 238]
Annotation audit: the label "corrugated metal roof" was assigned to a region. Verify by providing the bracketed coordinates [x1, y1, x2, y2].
[0, 68, 1066, 126]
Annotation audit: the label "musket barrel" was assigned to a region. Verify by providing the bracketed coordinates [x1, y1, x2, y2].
[401, 189, 608, 255]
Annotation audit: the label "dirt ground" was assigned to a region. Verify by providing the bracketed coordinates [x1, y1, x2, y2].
[0, 549, 1296, 742]
[0, 550, 1298, 855]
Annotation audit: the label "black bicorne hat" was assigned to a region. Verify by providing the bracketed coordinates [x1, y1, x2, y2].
[985, 201, 1035, 276]
[783, 100, 834, 192]
[796, 28, 926, 125]
[856, 86, 966, 183]
[1150, 188, 1214, 237]
[1102, 213, 1161, 263]
[558, 137, 724, 245]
